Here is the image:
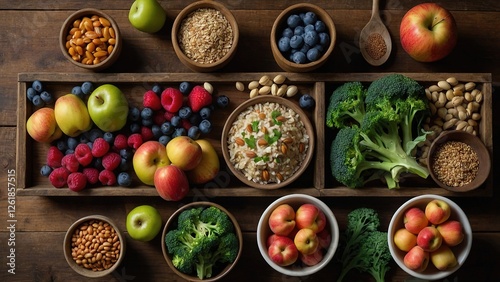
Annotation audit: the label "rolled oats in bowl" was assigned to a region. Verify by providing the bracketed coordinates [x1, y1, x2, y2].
[227, 101, 310, 185]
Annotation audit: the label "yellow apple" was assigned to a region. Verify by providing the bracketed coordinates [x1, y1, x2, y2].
[166, 136, 202, 171]
[54, 94, 92, 137]
[186, 139, 220, 184]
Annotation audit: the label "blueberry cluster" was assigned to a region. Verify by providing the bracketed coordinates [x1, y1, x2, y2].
[277, 11, 330, 64]
[26, 80, 53, 107]
[71, 81, 95, 99]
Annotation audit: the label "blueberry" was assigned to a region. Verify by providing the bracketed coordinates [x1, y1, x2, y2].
[291, 51, 307, 64]
[152, 83, 163, 95]
[40, 91, 53, 104]
[179, 81, 193, 95]
[32, 80, 43, 92]
[151, 124, 162, 139]
[286, 14, 302, 28]
[32, 95, 43, 107]
[103, 132, 114, 144]
[315, 20, 326, 32]
[289, 35, 304, 49]
[88, 128, 103, 142]
[294, 26, 304, 36]
[130, 122, 141, 133]
[299, 43, 311, 55]
[172, 127, 187, 138]
[67, 137, 79, 150]
[160, 122, 174, 135]
[56, 139, 68, 152]
[199, 120, 212, 134]
[199, 107, 211, 120]
[26, 87, 37, 101]
[71, 86, 84, 97]
[81, 81, 94, 95]
[65, 149, 75, 155]
[117, 172, 132, 186]
[304, 30, 319, 46]
[299, 94, 316, 109]
[86, 142, 93, 149]
[92, 157, 103, 170]
[79, 134, 90, 144]
[40, 165, 52, 177]
[319, 32, 330, 46]
[170, 115, 182, 127]
[282, 27, 293, 38]
[304, 24, 315, 33]
[216, 95, 230, 108]
[141, 107, 154, 120]
[119, 158, 130, 172]
[278, 37, 291, 52]
[303, 12, 317, 25]
[188, 126, 201, 140]
[141, 118, 153, 127]
[314, 44, 325, 53]
[128, 107, 141, 121]
[178, 106, 193, 119]
[119, 148, 134, 160]
[158, 135, 171, 146]
[307, 47, 321, 62]
[189, 113, 201, 126]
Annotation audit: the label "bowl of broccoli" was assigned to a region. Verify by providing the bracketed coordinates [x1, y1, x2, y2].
[161, 202, 243, 281]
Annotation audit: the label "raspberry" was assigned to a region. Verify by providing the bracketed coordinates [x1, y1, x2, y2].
[181, 118, 192, 130]
[140, 126, 154, 141]
[164, 111, 175, 121]
[188, 86, 212, 112]
[99, 170, 116, 186]
[49, 167, 70, 188]
[161, 87, 183, 113]
[82, 167, 100, 185]
[61, 154, 80, 173]
[113, 134, 128, 151]
[67, 172, 87, 192]
[74, 143, 93, 167]
[46, 146, 64, 168]
[102, 152, 121, 171]
[92, 137, 110, 157]
[153, 109, 166, 125]
[143, 90, 162, 110]
[127, 133, 143, 150]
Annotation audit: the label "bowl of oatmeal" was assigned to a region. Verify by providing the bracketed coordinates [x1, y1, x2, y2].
[221, 96, 315, 189]
[172, 0, 239, 72]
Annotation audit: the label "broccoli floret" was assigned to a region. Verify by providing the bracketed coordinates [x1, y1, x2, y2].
[326, 81, 366, 128]
[199, 206, 234, 236]
[337, 208, 383, 282]
[357, 231, 392, 282]
[195, 232, 239, 279]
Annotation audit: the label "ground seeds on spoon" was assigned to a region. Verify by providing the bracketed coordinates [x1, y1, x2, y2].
[365, 32, 387, 60]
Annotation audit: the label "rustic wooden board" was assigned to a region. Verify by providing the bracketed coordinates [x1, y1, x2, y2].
[16, 72, 493, 197]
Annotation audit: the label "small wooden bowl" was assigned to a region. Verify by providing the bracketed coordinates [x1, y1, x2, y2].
[221, 96, 315, 189]
[63, 215, 125, 278]
[171, 0, 239, 72]
[161, 202, 243, 281]
[59, 8, 122, 71]
[427, 130, 491, 192]
[270, 3, 336, 72]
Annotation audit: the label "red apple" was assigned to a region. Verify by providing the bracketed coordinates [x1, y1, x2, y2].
[404, 207, 429, 234]
[425, 199, 451, 225]
[295, 203, 326, 233]
[394, 228, 417, 252]
[267, 235, 299, 266]
[404, 245, 430, 272]
[268, 204, 296, 236]
[266, 234, 281, 248]
[437, 220, 464, 246]
[133, 141, 170, 185]
[400, 3, 457, 62]
[317, 228, 331, 249]
[153, 165, 189, 201]
[417, 226, 442, 252]
[294, 228, 319, 255]
[300, 247, 324, 266]
[26, 108, 63, 143]
[430, 244, 458, 270]
[166, 136, 202, 171]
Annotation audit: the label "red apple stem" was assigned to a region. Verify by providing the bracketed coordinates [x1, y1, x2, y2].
[431, 17, 446, 29]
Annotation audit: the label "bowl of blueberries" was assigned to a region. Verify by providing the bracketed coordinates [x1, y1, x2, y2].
[271, 3, 336, 72]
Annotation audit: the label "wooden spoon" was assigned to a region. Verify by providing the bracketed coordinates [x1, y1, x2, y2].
[359, 0, 392, 66]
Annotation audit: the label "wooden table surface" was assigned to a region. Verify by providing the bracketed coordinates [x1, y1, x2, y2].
[1, 0, 499, 281]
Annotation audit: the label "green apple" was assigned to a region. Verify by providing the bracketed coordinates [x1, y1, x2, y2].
[126, 205, 163, 242]
[129, 0, 167, 33]
[87, 84, 129, 132]
[54, 94, 93, 137]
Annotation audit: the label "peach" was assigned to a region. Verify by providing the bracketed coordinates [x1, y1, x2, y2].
[437, 220, 464, 246]
[394, 228, 417, 252]
[404, 207, 429, 234]
[403, 245, 429, 272]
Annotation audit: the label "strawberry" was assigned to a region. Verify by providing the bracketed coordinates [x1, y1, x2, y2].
[143, 90, 162, 110]
[161, 87, 183, 113]
[188, 86, 212, 112]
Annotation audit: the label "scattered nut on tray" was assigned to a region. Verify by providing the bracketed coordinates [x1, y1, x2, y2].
[236, 74, 299, 99]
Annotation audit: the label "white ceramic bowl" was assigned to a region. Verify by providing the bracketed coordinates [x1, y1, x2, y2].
[256, 194, 339, 276]
[388, 195, 472, 280]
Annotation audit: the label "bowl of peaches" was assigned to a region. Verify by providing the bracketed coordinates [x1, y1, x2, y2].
[256, 194, 339, 276]
[388, 195, 472, 280]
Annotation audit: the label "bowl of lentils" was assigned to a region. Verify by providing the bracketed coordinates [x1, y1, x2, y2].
[427, 130, 491, 192]
[270, 3, 336, 72]
[172, 0, 239, 72]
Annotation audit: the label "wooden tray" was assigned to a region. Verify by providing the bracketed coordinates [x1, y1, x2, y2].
[16, 72, 493, 197]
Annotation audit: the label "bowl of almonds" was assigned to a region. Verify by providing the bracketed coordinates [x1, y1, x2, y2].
[221, 96, 315, 189]
[59, 8, 122, 71]
[63, 215, 125, 277]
